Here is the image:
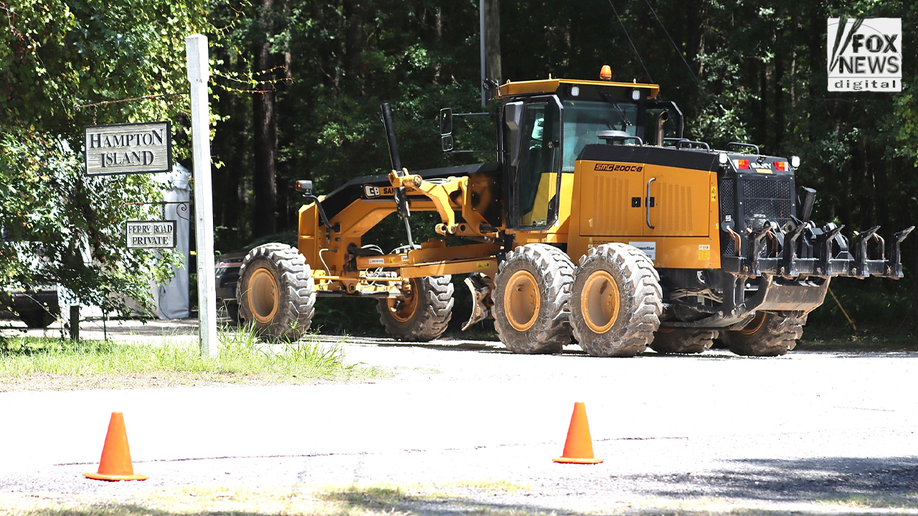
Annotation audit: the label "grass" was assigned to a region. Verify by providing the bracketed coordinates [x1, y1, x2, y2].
[0, 326, 386, 390]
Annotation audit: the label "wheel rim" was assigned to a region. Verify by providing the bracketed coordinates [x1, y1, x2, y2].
[504, 270, 540, 332]
[740, 312, 767, 335]
[248, 267, 279, 324]
[386, 279, 419, 323]
[581, 270, 620, 334]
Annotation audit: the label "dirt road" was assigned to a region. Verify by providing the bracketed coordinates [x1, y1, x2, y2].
[2, 319, 917, 514]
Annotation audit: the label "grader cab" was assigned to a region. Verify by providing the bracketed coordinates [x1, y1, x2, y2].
[236, 69, 913, 357]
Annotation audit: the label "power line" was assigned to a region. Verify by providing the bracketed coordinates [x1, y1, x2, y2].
[75, 93, 185, 110]
[607, 0, 653, 83]
[643, 0, 700, 86]
[643, 0, 727, 113]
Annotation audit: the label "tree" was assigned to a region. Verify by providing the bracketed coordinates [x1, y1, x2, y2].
[204, 0, 916, 329]
[0, 0, 208, 316]
[252, 0, 278, 237]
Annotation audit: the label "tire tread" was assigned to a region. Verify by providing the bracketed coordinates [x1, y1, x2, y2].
[237, 244, 315, 342]
[493, 244, 574, 354]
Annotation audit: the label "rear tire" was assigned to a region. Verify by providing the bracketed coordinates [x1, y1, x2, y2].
[493, 244, 574, 354]
[570, 243, 662, 357]
[237, 244, 315, 342]
[650, 329, 716, 354]
[377, 276, 454, 342]
[721, 312, 804, 356]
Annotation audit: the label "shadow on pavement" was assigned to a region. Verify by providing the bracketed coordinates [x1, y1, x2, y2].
[627, 455, 918, 508]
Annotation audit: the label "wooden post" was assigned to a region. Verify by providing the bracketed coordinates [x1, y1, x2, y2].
[185, 34, 219, 358]
[69, 305, 80, 342]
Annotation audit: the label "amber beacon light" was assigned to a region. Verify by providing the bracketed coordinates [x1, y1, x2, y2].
[599, 65, 613, 80]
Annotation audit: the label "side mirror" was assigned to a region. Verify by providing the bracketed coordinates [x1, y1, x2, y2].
[439, 108, 454, 152]
[439, 108, 453, 136]
[441, 134, 454, 152]
[438, 107, 497, 155]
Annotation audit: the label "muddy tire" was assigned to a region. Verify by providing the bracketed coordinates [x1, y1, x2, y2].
[721, 312, 804, 356]
[237, 243, 315, 342]
[650, 329, 716, 354]
[493, 244, 574, 354]
[377, 276, 454, 342]
[570, 243, 662, 357]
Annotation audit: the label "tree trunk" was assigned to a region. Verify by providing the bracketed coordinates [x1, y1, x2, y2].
[774, 43, 785, 150]
[344, 0, 366, 96]
[484, 0, 501, 85]
[253, 0, 277, 237]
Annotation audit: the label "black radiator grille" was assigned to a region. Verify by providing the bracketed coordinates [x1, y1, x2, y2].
[719, 178, 735, 218]
[719, 174, 795, 257]
[740, 176, 793, 231]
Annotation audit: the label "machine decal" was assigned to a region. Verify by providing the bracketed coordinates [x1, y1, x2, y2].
[629, 241, 656, 261]
[594, 163, 643, 172]
[698, 244, 711, 261]
[363, 185, 395, 198]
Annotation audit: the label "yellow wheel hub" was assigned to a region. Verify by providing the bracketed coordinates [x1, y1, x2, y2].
[504, 270, 540, 332]
[581, 271, 620, 334]
[740, 312, 767, 335]
[248, 267, 279, 324]
[387, 280, 419, 323]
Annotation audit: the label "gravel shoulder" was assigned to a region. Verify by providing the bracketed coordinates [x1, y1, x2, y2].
[2, 318, 918, 514]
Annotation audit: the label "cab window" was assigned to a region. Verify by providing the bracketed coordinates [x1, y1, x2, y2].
[515, 101, 561, 228]
[562, 100, 638, 172]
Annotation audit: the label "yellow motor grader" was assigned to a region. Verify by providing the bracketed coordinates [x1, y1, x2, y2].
[236, 68, 913, 356]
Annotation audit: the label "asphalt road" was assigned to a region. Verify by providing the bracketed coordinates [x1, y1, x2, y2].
[2, 318, 918, 514]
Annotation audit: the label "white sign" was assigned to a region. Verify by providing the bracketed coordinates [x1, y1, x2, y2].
[84, 122, 172, 175]
[629, 241, 656, 261]
[126, 220, 177, 249]
[828, 18, 901, 92]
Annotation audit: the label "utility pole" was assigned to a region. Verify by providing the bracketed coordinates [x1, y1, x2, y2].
[186, 34, 219, 358]
[480, 0, 502, 106]
[479, 0, 486, 106]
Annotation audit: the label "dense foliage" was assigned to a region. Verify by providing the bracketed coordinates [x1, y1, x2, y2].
[2, 0, 916, 328]
[0, 1, 207, 314]
[206, 0, 917, 327]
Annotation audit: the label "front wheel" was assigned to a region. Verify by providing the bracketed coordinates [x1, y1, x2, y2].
[493, 244, 574, 354]
[377, 276, 454, 342]
[721, 312, 804, 356]
[237, 244, 316, 342]
[570, 243, 662, 357]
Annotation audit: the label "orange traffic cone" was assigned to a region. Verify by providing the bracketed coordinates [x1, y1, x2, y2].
[553, 402, 603, 464]
[83, 412, 148, 481]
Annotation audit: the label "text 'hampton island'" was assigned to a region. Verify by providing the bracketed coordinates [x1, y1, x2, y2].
[84, 122, 172, 176]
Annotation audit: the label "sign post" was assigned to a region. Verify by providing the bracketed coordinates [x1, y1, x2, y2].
[186, 34, 219, 358]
